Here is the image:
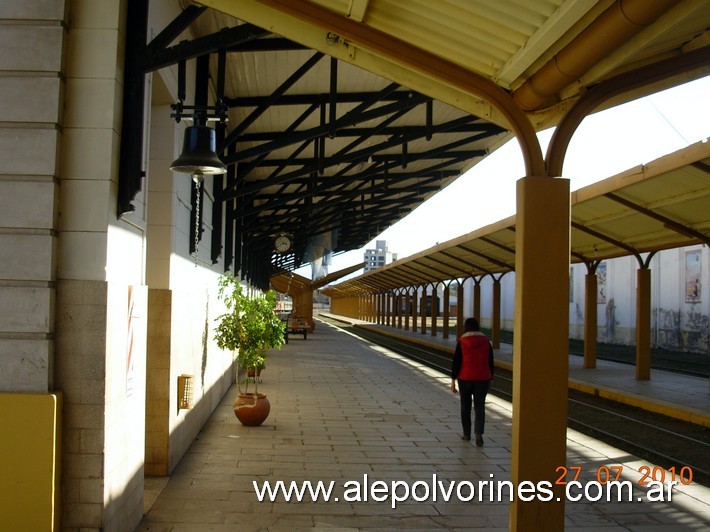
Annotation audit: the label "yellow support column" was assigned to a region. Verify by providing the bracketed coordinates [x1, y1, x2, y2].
[511, 176, 570, 531]
[405, 292, 411, 330]
[397, 294, 403, 329]
[412, 289, 418, 332]
[442, 287, 450, 339]
[584, 271, 598, 369]
[0, 392, 62, 531]
[473, 280, 481, 322]
[420, 288, 427, 334]
[386, 293, 391, 326]
[492, 277, 501, 348]
[431, 289, 438, 337]
[636, 267, 652, 380]
[378, 293, 384, 325]
[456, 283, 464, 338]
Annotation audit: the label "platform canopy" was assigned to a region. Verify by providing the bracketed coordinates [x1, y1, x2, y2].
[121, 0, 710, 289]
[322, 141, 710, 296]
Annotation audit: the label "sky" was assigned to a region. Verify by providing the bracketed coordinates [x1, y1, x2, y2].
[295, 75, 710, 281]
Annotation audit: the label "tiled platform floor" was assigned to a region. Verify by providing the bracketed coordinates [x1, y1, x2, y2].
[137, 318, 710, 531]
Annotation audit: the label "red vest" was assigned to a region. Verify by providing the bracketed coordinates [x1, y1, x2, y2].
[457, 332, 492, 381]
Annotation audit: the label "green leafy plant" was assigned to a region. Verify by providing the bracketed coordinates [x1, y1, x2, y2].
[214, 273, 285, 394]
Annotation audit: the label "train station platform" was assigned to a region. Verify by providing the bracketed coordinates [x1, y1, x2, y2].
[321, 313, 710, 429]
[138, 317, 710, 530]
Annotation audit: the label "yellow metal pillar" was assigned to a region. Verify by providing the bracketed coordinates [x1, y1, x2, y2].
[384, 294, 388, 325]
[412, 289, 419, 332]
[511, 176, 570, 531]
[443, 286, 450, 339]
[636, 267, 652, 380]
[492, 277, 501, 349]
[473, 279, 481, 322]
[420, 287, 427, 334]
[404, 292, 411, 330]
[386, 293, 392, 326]
[431, 288, 438, 336]
[396, 294, 403, 329]
[584, 271, 598, 368]
[392, 294, 396, 327]
[456, 282, 465, 338]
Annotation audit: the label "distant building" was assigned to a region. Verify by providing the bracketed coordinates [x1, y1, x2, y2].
[364, 240, 398, 272]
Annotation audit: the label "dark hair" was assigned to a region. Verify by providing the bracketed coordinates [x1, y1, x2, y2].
[464, 317, 480, 331]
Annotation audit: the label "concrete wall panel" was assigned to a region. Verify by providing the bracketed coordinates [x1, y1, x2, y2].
[0, 286, 53, 333]
[0, 340, 52, 392]
[0, 77, 62, 123]
[0, 234, 55, 280]
[0, 0, 66, 20]
[0, 180, 57, 229]
[0, 25, 64, 71]
[0, 129, 59, 176]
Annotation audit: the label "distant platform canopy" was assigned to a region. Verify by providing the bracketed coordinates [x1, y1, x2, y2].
[322, 141, 710, 296]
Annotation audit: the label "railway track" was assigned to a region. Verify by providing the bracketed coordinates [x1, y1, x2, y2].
[320, 316, 710, 487]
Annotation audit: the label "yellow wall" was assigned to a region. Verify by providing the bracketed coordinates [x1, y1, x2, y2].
[0, 392, 61, 530]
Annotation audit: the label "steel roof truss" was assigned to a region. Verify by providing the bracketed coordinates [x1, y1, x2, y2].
[604, 192, 710, 246]
[439, 249, 491, 276]
[419, 255, 468, 279]
[457, 243, 513, 271]
[570, 221, 641, 259]
[220, 51, 325, 151]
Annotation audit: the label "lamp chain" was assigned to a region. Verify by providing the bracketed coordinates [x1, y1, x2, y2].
[193, 177, 201, 266]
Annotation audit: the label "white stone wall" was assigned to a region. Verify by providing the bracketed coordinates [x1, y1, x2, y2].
[564, 247, 710, 352]
[0, 0, 64, 393]
[145, 57, 237, 475]
[55, 0, 150, 529]
[463, 245, 709, 354]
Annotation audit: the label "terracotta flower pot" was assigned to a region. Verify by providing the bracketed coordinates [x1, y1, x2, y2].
[233, 393, 270, 426]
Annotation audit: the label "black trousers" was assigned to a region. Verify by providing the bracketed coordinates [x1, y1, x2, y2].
[458, 379, 490, 437]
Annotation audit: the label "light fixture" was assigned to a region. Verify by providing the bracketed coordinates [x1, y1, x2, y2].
[170, 112, 226, 176]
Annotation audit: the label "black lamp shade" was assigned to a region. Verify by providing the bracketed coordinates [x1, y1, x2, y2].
[170, 125, 227, 175]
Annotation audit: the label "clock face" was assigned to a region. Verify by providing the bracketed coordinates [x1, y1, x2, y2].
[274, 235, 291, 253]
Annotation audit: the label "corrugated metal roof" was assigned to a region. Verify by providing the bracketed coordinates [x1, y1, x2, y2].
[322, 140, 710, 296]
[176, 0, 710, 284]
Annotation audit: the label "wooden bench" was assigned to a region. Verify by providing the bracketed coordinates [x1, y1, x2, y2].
[283, 314, 308, 342]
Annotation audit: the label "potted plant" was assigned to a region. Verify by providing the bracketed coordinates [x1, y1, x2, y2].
[214, 273, 285, 425]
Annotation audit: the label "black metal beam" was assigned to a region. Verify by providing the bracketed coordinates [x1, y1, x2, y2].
[226, 89, 421, 108]
[238, 167, 456, 219]
[145, 5, 206, 56]
[225, 113, 476, 199]
[222, 83, 410, 165]
[219, 51, 325, 151]
[142, 23, 270, 72]
[256, 150, 485, 167]
[117, 0, 149, 216]
[235, 122, 501, 141]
